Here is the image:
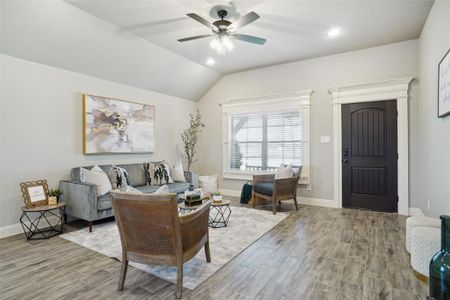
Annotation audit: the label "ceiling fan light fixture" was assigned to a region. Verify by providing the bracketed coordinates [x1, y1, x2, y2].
[210, 35, 234, 55]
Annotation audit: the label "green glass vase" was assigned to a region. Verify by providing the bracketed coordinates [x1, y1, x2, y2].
[429, 215, 450, 300]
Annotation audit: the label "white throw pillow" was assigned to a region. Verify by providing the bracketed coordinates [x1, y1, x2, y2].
[153, 184, 170, 194]
[199, 174, 218, 193]
[171, 160, 186, 182]
[275, 163, 294, 179]
[80, 165, 112, 196]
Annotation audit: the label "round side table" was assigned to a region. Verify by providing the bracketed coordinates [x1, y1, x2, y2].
[209, 200, 232, 228]
[178, 199, 232, 228]
[19, 202, 67, 240]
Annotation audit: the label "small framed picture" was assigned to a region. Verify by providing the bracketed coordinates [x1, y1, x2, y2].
[438, 48, 450, 118]
[20, 180, 49, 207]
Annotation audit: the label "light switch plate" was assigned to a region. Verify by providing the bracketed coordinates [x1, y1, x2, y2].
[320, 136, 331, 144]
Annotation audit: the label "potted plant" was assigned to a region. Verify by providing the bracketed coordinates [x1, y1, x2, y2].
[181, 110, 204, 172]
[48, 188, 63, 204]
[211, 192, 222, 203]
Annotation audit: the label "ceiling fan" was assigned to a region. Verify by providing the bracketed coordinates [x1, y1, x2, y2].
[178, 9, 266, 54]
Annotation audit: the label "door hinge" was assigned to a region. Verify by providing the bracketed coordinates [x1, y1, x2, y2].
[396, 110, 398, 117]
[397, 153, 399, 159]
[397, 196, 399, 202]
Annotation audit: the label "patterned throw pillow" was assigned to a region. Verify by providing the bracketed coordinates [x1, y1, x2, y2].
[144, 161, 174, 186]
[109, 165, 131, 189]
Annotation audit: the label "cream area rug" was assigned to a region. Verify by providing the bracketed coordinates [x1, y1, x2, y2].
[60, 206, 288, 290]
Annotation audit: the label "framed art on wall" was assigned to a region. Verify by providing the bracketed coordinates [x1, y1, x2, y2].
[438, 48, 450, 118]
[83, 94, 155, 154]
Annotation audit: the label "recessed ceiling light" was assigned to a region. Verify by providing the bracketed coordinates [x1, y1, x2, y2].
[206, 58, 215, 66]
[327, 27, 342, 38]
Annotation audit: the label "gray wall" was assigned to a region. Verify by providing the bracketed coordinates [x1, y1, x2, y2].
[198, 40, 419, 201]
[0, 54, 197, 228]
[410, 1, 450, 217]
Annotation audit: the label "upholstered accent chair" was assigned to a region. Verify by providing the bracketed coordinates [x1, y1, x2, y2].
[251, 167, 302, 215]
[110, 192, 211, 299]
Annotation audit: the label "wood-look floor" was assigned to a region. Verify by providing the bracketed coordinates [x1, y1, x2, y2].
[0, 198, 428, 300]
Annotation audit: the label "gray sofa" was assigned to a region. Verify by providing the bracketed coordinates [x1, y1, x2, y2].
[59, 163, 197, 232]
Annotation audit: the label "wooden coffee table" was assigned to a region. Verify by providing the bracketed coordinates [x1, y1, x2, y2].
[179, 199, 232, 228]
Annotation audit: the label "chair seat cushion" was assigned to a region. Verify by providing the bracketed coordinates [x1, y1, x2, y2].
[254, 182, 273, 196]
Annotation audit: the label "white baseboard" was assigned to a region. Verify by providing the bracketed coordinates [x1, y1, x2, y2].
[409, 207, 424, 216]
[219, 188, 337, 208]
[0, 216, 61, 239]
[298, 197, 339, 208]
[0, 223, 24, 239]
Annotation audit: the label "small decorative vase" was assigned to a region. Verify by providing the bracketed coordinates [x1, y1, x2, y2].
[429, 215, 450, 300]
[48, 196, 58, 205]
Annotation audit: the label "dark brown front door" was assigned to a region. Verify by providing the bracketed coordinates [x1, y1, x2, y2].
[342, 100, 398, 212]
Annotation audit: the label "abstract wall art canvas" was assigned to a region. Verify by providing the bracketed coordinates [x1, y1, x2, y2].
[83, 94, 155, 154]
[438, 48, 450, 118]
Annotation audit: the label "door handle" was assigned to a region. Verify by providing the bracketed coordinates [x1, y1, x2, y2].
[342, 159, 348, 163]
[343, 147, 349, 156]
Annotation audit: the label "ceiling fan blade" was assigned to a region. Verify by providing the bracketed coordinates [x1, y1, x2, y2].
[228, 11, 260, 31]
[186, 13, 218, 31]
[177, 34, 213, 42]
[231, 33, 266, 45]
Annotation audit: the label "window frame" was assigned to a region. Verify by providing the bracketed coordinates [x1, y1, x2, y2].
[221, 90, 312, 187]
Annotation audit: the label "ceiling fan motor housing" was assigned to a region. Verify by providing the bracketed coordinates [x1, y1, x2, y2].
[213, 10, 231, 31]
[213, 19, 232, 31]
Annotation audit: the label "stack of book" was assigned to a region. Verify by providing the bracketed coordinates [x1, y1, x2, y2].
[184, 194, 203, 206]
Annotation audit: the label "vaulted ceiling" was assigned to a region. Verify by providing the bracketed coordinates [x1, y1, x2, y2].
[1, 0, 433, 101]
[67, 0, 433, 74]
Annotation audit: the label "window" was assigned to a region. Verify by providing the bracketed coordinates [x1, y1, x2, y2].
[221, 91, 311, 185]
[229, 111, 302, 171]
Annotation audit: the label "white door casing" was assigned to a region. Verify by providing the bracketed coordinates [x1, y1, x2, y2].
[329, 77, 413, 216]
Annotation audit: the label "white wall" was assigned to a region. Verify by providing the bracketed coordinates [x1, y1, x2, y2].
[198, 40, 419, 202]
[411, 1, 450, 217]
[0, 54, 197, 229]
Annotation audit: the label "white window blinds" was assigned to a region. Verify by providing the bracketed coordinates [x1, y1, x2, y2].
[229, 111, 302, 171]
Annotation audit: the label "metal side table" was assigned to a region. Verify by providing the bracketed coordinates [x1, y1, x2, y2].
[19, 202, 66, 240]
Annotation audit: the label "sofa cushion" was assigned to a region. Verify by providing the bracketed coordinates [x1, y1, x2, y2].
[254, 182, 273, 196]
[97, 194, 112, 211]
[135, 185, 160, 194]
[120, 164, 147, 187]
[168, 182, 190, 194]
[135, 183, 189, 194]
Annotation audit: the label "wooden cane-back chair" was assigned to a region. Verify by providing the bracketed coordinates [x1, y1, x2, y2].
[251, 166, 302, 215]
[110, 191, 211, 299]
